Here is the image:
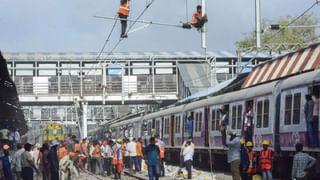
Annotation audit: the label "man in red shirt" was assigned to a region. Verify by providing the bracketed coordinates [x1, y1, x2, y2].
[191, 5, 208, 30]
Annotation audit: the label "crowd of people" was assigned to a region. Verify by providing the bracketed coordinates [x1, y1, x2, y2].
[226, 131, 317, 180]
[0, 133, 178, 180]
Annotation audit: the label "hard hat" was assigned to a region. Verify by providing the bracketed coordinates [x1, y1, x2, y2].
[262, 140, 269, 145]
[246, 141, 253, 147]
[117, 139, 122, 143]
[240, 138, 245, 145]
[2, 144, 9, 150]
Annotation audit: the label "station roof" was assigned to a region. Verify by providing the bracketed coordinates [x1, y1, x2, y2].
[3, 51, 279, 61]
[242, 42, 320, 89]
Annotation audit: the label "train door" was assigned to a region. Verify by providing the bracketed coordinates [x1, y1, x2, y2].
[244, 100, 254, 141]
[204, 107, 210, 147]
[170, 115, 175, 147]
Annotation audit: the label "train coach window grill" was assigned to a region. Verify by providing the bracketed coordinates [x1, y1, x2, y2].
[211, 109, 216, 131]
[156, 120, 160, 135]
[199, 112, 202, 132]
[257, 102, 262, 128]
[175, 116, 181, 133]
[263, 100, 269, 128]
[285, 95, 293, 125]
[164, 118, 169, 135]
[293, 93, 301, 124]
[231, 105, 243, 129]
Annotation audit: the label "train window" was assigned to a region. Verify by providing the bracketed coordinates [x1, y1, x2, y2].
[263, 100, 269, 128]
[199, 112, 202, 132]
[156, 120, 160, 135]
[256, 101, 263, 128]
[216, 110, 221, 131]
[211, 109, 216, 131]
[293, 93, 301, 124]
[237, 105, 242, 129]
[175, 116, 181, 133]
[231, 105, 242, 129]
[194, 113, 199, 132]
[284, 95, 293, 125]
[231, 106, 237, 129]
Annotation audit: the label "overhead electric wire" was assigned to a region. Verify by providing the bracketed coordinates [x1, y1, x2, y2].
[264, 1, 319, 44]
[100, 0, 157, 65]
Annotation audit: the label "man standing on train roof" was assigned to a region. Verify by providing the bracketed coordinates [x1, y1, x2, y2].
[259, 140, 273, 180]
[118, 0, 130, 38]
[191, 5, 208, 30]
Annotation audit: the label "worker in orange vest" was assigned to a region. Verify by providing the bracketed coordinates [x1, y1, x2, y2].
[118, 0, 130, 38]
[113, 139, 123, 180]
[259, 140, 273, 180]
[191, 5, 208, 30]
[155, 135, 165, 177]
[136, 138, 143, 172]
[246, 141, 257, 180]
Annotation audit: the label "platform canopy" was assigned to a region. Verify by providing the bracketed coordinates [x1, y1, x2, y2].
[242, 42, 320, 89]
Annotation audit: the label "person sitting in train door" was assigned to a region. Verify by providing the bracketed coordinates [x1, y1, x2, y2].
[244, 104, 254, 142]
[304, 94, 314, 147]
[219, 106, 229, 147]
[246, 141, 257, 180]
[191, 5, 208, 31]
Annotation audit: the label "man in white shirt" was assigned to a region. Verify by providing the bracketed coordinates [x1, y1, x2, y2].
[127, 138, 138, 174]
[101, 140, 113, 176]
[183, 141, 194, 179]
[12, 143, 24, 180]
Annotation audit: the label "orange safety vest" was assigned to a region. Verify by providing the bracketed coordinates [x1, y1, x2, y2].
[74, 143, 81, 152]
[259, 149, 272, 171]
[247, 151, 257, 174]
[112, 145, 123, 165]
[92, 144, 101, 159]
[159, 145, 165, 159]
[118, 1, 130, 16]
[192, 11, 201, 24]
[136, 142, 143, 157]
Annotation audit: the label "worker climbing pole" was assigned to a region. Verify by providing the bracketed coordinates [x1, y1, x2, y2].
[118, 0, 130, 38]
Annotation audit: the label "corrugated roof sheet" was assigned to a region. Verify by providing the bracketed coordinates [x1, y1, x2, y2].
[242, 42, 320, 89]
[177, 63, 211, 94]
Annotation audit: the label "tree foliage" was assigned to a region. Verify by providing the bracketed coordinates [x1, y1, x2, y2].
[236, 14, 319, 50]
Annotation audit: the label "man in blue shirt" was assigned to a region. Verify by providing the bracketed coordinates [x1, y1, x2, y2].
[145, 137, 160, 180]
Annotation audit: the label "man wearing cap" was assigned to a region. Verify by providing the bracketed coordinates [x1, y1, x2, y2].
[246, 141, 257, 179]
[226, 132, 241, 180]
[259, 140, 273, 180]
[21, 143, 38, 180]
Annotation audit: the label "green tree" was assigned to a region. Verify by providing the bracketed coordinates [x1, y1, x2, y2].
[236, 14, 319, 51]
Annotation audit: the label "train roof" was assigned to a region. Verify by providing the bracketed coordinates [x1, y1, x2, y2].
[242, 42, 320, 89]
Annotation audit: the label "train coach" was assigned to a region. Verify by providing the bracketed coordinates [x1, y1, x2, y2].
[101, 43, 320, 178]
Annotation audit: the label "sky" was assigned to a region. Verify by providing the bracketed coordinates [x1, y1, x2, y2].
[0, 0, 319, 53]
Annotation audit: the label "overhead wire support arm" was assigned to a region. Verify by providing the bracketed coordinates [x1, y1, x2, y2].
[93, 15, 191, 29]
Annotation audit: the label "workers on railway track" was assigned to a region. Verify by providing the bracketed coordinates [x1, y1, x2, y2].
[246, 141, 257, 180]
[136, 137, 143, 172]
[240, 138, 249, 180]
[113, 139, 123, 180]
[155, 135, 166, 177]
[259, 140, 273, 180]
[145, 137, 161, 180]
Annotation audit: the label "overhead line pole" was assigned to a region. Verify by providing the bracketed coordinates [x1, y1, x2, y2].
[255, 0, 262, 49]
